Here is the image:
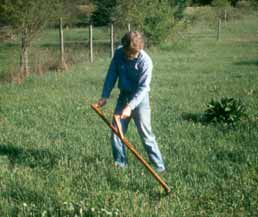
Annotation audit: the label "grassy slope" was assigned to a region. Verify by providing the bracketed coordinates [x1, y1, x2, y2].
[0, 14, 258, 216]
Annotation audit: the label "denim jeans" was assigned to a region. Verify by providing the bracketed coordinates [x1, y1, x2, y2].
[111, 92, 165, 171]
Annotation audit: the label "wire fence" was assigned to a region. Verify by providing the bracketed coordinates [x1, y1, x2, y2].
[0, 12, 258, 83]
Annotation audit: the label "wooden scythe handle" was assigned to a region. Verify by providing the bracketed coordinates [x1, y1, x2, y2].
[113, 114, 124, 139]
[91, 104, 171, 194]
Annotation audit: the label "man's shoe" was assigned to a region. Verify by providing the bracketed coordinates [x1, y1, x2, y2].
[155, 167, 166, 173]
[113, 162, 127, 168]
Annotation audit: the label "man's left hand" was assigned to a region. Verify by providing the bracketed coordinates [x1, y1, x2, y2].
[121, 105, 132, 119]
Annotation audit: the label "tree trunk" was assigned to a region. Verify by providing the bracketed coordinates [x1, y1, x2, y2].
[20, 28, 29, 76]
[59, 17, 68, 70]
[89, 24, 93, 63]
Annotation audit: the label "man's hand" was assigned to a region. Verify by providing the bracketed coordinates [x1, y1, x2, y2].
[121, 105, 132, 119]
[95, 98, 107, 108]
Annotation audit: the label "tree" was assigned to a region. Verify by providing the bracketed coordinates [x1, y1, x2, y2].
[90, 0, 117, 26]
[113, 0, 185, 45]
[0, 0, 63, 75]
[60, 0, 95, 27]
[76, 3, 96, 26]
[191, 0, 213, 5]
[212, 0, 231, 21]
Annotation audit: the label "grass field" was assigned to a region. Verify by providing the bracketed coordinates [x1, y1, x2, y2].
[0, 12, 258, 216]
[0, 26, 125, 81]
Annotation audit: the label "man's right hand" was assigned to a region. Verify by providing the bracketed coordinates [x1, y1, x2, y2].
[95, 98, 107, 107]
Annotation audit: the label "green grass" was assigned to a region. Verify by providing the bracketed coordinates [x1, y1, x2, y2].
[0, 13, 258, 216]
[0, 43, 20, 80]
[0, 26, 126, 80]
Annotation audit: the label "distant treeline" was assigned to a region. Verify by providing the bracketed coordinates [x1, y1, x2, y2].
[0, 0, 257, 27]
[89, 0, 257, 26]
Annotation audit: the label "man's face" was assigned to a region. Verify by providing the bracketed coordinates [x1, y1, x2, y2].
[124, 47, 139, 60]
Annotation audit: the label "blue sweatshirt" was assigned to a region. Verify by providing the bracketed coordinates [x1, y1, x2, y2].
[101, 46, 153, 110]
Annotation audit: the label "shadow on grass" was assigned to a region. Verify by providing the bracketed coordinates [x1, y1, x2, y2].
[0, 42, 19, 49]
[235, 60, 258, 66]
[148, 189, 172, 200]
[104, 168, 170, 199]
[211, 149, 246, 164]
[1, 184, 47, 204]
[181, 112, 208, 124]
[1, 182, 60, 216]
[0, 144, 58, 169]
[181, 112, 245, 132]
[105, 169, 124, 191]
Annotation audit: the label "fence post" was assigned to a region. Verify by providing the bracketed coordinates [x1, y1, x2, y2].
[217, 18, 221, 41]
[20, 27, 29, 76]
[110, 23, 114, 58]
[89, 24, 93, 63]
[127, 23, 131, 32]
[59, 17, 67, 70]
[224, 9, 227, 22]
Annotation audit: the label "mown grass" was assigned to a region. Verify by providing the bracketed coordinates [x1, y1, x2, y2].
[0, 13, 258, 217]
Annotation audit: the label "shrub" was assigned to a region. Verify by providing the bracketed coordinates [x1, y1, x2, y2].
[184, 6, 218, 23]
[212, 0, 231, 7]
[113, 0, 183, 46]
[184, 6, 246, 24]
[204, 97, 246, 125]
[142, 2, 175, 45]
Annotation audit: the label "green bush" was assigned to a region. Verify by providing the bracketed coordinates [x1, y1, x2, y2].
[184, 5, 249, 24]
[143, 2, 175, 45]
[184, 6, 218, 23]
[212, 0, 231, 7]
[204, 97, 246, 125]
[113, 0, 182, 46]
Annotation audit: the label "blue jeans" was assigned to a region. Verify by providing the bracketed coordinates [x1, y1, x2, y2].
[111, 92, 165, 171]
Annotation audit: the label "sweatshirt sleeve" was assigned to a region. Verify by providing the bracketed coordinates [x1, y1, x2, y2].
[128, 58, 153, 110]
[101, 54, 118, 98]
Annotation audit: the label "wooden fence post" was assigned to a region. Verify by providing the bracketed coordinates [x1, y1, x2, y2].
[20, 27, 29, 76]
[217, 18, 221, 41]
[127, 23, 131, 32]
[89, 24, 93, 63]
[59, 17, 67, 70]
[224, 9, 227, 22]
[110, 23, 114, 58]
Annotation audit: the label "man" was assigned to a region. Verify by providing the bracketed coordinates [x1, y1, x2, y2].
[96, 31, 165, 172]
